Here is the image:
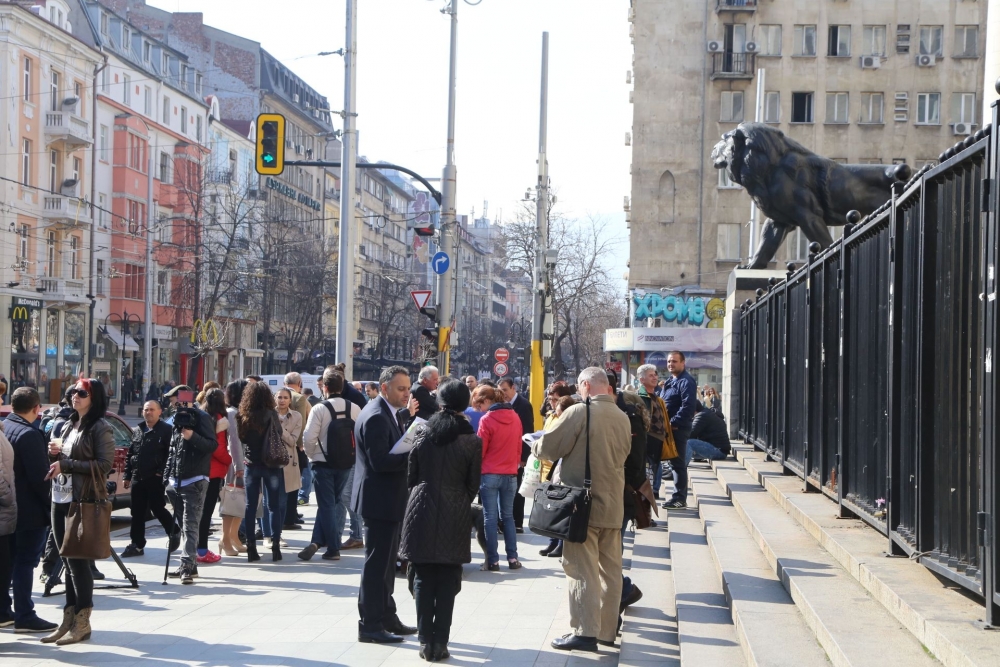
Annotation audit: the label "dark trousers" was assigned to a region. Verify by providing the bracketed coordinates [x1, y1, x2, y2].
[668, 429, 691, 505]
[0, 534, 10, 615]
[5, 527, 48, 622]
[412, 563, 462, 645]
[284, 491, 298, 526]
[512, 467, 525, 528]
[197, 477, 224, 551]
[129, 477, 174, 548]
[51, 502, 94, 612]
[358, 519, 400, 633]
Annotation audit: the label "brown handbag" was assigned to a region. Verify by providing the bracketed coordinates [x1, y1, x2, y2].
[59, 461, 112, 560]
[631, 479, 659, 529]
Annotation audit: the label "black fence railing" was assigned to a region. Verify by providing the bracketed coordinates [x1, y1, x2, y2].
[710, 52, 755, 78]
[737, 99, 1000, 624]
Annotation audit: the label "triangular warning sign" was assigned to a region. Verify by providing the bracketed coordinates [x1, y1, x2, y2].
[411, 290, 433, 311]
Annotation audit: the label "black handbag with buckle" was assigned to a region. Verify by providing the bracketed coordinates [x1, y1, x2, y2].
[528, 398, 592, 544]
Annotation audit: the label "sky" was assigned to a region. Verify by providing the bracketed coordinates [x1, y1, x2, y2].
[146, 0, 634, 282]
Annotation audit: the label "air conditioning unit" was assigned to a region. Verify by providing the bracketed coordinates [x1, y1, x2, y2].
[953, 123, 973, 136]
[624, 196, 631, 212]
[625, 132, 632, 146]
[707, 40, 723, 53]
[745, 41, 759, 53]
[916, 54, 936, 67]
[861, 56, 881, 69]
[292, 93, 300, 103]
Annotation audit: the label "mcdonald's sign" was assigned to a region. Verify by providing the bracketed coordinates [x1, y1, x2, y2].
[9, 306, 29, 322]
[9, 297, 41, 322]
[190, 319, 220, 345]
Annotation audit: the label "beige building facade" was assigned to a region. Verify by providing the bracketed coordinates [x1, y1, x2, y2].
[629, 0, 988, 295]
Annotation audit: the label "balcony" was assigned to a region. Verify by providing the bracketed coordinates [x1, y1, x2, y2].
[206, 169, 233, 184]
[716, 0, 756, 11]
[43, 195, 89, 227]
[38, 277, 87, 304]
[710, 52, 756, 79]
[43, 111, 92, 149]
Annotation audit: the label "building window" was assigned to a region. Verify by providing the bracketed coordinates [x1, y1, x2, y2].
[718, 168, 740, 189]
[181, 64, 189, 91]
[100, 125, 109, 161]
[791, 92, 814, 123]
[123, 264, 144, 300]
[195, 73, 203, 95]
[918, 26, 943, 57]
[50, 70, 60, 111]
[827, 25, 851, 57]
[952, 93, 977, 125]
[863, 25, 887, 56]
[180, 106, 187, 133]
[98, 194, 107, 227]
[49, 150, 58, 193]
[100, 12, 108, 35]
[21, 139, 31, 186]
[46, 232, 56, 278]
[793, 25, 816, 56]
[196, 115, 203, 143]
[825, 92, 849, 124]
[717, 223, 741, 261]
[72, 157, 81, 184]
[789, 229, 810, 261]
[720, 91, 744, 122]
[758, 25, 781, 56]
[764, 91, 780, 122]
[18, 225, 28, 260]
[122, 27, 131, 51]
[860, 92, 884, 124]
[156, 270, 168, 304]
[144, 86, 152, 115]
[123, 74, 130, 104]
[73, 82, 82, 116]
[143, 41, 151, 63]
[69, 237, 78, 279]
[916, 93, 941, 125]
[23, 57, 30, 102]
[96, 259, 105, 295]
[955, 26, 978, 57]
[162, 96, 170, 125]
[159, 152, 171, 183]
[101, 67, 109, 93]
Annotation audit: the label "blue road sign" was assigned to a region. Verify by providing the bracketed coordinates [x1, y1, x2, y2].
[432, 251, 450, 275]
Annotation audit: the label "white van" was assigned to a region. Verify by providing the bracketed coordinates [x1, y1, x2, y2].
[259, 374, 323, 398]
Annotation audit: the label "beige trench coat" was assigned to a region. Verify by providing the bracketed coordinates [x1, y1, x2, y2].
[278, 410, 303, 493]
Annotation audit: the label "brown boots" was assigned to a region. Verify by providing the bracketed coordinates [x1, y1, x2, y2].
[40, 606, 92, 645]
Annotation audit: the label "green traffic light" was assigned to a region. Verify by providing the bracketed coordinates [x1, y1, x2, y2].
[263, 154, 274, 163]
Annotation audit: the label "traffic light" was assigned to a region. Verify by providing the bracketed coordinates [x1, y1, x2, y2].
[515, 346, 526, 365]
[413, 224, 435, 237]
[255, 113, 285, 175]
[421, 326, 440, 347]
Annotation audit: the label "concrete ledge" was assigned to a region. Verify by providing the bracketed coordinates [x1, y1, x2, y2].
[620, 523, 681, 667]
[733, 445, 1000, 667]
[688, 468, 831, 666]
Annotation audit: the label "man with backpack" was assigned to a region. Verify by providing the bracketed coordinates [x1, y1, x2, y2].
[298, 368, 361, 562]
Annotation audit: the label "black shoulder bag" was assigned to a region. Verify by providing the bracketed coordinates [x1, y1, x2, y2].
[528, 398, 592, 543]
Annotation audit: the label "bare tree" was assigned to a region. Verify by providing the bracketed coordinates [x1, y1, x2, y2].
[357, 267, 417, 362]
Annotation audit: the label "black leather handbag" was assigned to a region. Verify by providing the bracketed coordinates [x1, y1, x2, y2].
[528, 398, 592, 544]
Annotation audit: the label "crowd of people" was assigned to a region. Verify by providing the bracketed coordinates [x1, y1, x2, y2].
[0, 352, 723, 660]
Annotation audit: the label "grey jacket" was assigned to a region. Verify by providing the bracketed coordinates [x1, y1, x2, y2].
[0, 429, 16, 536]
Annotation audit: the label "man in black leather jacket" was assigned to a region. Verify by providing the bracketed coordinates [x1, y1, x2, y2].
[163, 405, 217, 583]
[121, 401, 175, 558]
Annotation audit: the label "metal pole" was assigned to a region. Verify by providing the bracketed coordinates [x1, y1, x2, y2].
[529, 32, 549, 417]
[748, 68, 765, 260]
[143, 143, 154, 403]
[438, 0, 459, 374]
[335, 0, 358, 380]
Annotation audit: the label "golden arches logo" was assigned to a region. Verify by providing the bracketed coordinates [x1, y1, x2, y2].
[190, 319, 220, 345]
[9, 306, 29, 321]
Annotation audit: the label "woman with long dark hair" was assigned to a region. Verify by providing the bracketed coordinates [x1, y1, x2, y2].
[42, 379, 114, 645]
[195, 389, 232, 563]
[237, 382, 285, 562]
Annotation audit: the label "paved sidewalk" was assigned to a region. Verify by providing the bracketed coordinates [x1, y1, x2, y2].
[0, 502, 625, 666]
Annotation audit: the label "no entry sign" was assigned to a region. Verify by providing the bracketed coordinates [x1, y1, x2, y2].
[494, 348, 510, 363]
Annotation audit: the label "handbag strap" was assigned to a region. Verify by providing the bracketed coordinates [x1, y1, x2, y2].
[584, 398, 591, 491]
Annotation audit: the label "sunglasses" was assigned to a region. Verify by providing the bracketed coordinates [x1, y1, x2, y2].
[69, 388, 89, 399]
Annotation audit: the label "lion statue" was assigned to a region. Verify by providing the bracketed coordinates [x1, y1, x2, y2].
[711, 122, 911, 269]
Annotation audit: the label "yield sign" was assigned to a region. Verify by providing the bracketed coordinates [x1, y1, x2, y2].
[411, 290, 433, 311]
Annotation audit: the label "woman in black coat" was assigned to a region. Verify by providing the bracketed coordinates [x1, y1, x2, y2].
[399, 380, 481, 662]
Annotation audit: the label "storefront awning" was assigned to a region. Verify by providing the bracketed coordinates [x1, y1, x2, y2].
[100, 326, 139, 352]
[243, 348, 264, 359]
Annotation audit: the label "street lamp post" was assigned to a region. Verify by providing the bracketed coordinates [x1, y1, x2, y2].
[106, 310, 141, 416]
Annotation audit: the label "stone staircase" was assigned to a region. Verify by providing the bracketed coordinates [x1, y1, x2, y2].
[619, 444, 1000, 667]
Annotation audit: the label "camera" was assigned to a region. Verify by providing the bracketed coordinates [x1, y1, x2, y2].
[173, 408, 196, 430]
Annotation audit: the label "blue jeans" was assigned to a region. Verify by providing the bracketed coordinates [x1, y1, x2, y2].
[311, 466, 351, 552]
[686, 438, 727, 465]
[299, 465, 314, 503]
[245, 464, 286, 544]
[3, 527, 47, 622]
[480, 473, 518, 565]
[668, 429, 691, 504]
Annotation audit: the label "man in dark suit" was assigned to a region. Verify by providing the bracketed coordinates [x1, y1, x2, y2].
[352, 365, 418, 643]
[409, 365, 439, 421]
[498, 378, 535, 531]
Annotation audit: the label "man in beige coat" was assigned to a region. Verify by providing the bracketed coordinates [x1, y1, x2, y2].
[532, 367, 632, 651]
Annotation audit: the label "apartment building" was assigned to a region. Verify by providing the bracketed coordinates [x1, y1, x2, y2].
[0, 2, 101, 401]
[628, 0, 988, 297]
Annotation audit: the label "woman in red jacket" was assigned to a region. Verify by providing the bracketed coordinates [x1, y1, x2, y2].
[472, 386, 522, 570]
[196, 389, 232, 564]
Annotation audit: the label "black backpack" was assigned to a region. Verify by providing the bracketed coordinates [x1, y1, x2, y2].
[320, 399, 356, 470]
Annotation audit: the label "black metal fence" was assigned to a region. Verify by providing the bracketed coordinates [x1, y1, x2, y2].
[737, 101, 1000, 624]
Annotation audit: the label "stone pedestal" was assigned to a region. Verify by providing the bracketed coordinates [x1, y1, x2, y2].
[722, 269, 786, 439]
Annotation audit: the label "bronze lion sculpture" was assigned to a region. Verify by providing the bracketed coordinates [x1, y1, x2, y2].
[711, 122, 911, 269]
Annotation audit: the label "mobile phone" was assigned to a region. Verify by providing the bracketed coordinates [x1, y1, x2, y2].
[177, 390, 195, 404]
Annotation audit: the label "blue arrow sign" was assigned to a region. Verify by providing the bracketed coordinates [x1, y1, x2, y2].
[432, 251, 450, 275]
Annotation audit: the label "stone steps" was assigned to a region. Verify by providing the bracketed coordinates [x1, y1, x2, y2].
[620, 521, 681, 667]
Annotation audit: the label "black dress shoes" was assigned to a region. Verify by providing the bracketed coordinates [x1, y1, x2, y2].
[384, 619, 417, 636]
[551, 633, 598, 651]
[432, 643, 451, 660]
[358, 629, 404, 644]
